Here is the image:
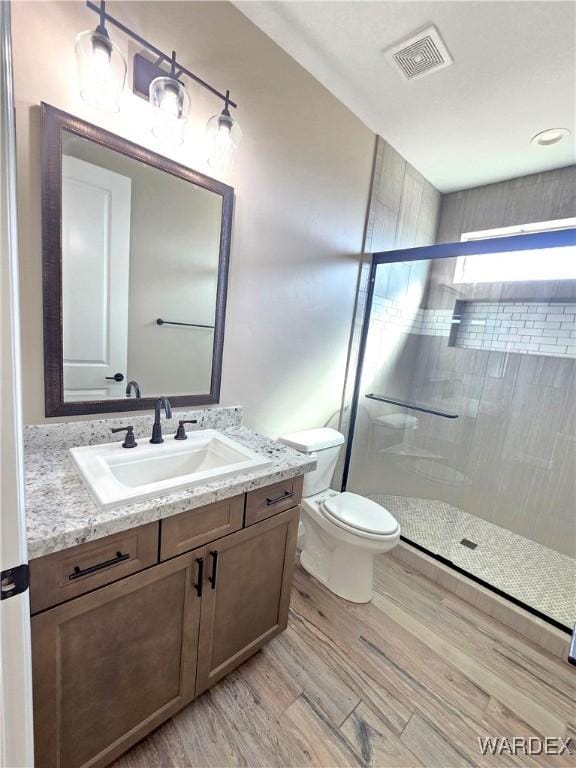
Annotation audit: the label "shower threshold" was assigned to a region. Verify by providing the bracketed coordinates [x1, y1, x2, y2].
[370, 494, 575, 630]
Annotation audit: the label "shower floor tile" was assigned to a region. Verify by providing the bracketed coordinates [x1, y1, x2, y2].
[371, 494, 576, 629]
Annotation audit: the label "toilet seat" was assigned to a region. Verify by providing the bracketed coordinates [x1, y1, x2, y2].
[321, 492, 399, 536]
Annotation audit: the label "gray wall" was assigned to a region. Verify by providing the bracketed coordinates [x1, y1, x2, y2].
[437, 166, 576, 243]
[366, 137, 441, 252]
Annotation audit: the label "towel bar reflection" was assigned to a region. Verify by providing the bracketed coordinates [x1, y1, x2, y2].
[365, 393, 459, 419]
[156, 318, 215, 329]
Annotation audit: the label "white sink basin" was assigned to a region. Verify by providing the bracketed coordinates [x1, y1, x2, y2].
[70, 429, 271, 509]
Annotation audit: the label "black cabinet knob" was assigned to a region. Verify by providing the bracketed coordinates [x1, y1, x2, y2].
[106, 373, 125, 382]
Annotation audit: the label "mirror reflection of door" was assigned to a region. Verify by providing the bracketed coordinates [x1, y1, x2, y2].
[49, 117, 229, 411]
[62, 156, 131, 401]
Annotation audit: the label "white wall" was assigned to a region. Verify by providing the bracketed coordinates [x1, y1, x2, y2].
[12, 1, 375, 436]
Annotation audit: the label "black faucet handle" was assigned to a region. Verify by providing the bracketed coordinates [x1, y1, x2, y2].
[111, 425, 137, 449]
[174, 420, 198, 440]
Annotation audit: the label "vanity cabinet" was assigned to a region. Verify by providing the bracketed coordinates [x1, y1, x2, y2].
[30, 482, 302, 768]
[29, 521, 159, 614]
[196, 507, 298, 694]
[160, 494, 244, 560]
[32, 549, 204, 768]
[245, 475, 303, 527]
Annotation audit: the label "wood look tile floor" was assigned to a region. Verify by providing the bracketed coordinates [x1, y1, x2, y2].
[113, 556, 576, 768]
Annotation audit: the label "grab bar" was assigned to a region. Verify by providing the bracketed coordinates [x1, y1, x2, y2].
[156, 318, 214, 329]
[365, 394, 459, 419]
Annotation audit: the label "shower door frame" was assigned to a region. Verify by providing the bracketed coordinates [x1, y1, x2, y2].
[342, 227, 576, 633]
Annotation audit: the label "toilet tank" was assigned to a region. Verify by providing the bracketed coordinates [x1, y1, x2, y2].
[279, 428, 345, 497]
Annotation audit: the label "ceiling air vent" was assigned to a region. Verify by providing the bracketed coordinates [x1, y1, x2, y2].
[385, 25, 453, 81]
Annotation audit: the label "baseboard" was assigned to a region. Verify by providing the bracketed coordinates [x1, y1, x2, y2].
[392, 541, 571, 660]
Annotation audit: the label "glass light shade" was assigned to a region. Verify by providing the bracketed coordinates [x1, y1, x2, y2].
[75, 29, 126, 113]
[206, 111, 242, 172]
[149, 77, 190, 145]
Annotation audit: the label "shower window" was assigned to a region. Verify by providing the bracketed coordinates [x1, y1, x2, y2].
[453, 246, 576, 283]
[344, 227, 576, 632]
[455, 217, 576, 283]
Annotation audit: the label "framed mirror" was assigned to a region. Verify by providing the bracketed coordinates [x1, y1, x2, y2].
[41, 103, 233, 417]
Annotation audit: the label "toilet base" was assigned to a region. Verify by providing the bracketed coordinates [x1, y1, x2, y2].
[300, 546, 373, 603]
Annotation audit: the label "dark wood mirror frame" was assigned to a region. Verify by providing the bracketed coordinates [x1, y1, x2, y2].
[41, 103, 233, 417]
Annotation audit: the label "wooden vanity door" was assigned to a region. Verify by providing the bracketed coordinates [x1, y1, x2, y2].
[195, 506, 299, 695]
[32, 548, 205, 768]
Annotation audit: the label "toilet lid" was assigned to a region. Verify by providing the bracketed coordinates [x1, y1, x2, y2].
[322, 492, 399, 535]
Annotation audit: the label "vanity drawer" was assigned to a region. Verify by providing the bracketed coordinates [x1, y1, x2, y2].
[29, 522, 159, 614]
[245, 475, 303, 527]
[160, 495, 244, 560]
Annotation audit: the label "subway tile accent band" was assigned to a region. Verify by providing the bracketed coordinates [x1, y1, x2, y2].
[371, 296, 576, 359]
[455, 301, 576, 358]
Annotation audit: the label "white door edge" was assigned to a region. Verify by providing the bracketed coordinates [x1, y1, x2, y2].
[0, 2, 35, 765]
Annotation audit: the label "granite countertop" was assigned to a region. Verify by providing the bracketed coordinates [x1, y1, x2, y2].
[24, 423, 315, 559]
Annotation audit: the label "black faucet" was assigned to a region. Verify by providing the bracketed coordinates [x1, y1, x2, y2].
[125, 380, 142, 399]
[150, 397, 172, 444]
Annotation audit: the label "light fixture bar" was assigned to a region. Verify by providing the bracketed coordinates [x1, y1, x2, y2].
[85, 0, 238, 108]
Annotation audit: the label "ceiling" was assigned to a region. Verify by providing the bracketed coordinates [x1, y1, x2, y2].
[235, 1, 576, 192]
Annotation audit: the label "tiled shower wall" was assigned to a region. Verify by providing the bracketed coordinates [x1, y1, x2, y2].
[405, 167, 576, 556]
[344, 163, 576, 560]
[437, 167, 576, 243]
[343, 164, 576, 421]
[335, 137, 441, 473]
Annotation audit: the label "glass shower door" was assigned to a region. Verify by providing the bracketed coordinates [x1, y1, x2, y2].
[344, 233, 576, 630]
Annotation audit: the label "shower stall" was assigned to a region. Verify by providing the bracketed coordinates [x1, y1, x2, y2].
[343, 227, 576, 631]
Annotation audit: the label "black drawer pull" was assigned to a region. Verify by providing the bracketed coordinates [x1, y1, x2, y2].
[69, 551, 130, 581]
[194, 557, 204, 597]
[208, 550, 218, 589]
[266, 490, 294, 507]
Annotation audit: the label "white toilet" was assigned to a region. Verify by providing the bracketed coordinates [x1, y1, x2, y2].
[280, 427, 400, 603]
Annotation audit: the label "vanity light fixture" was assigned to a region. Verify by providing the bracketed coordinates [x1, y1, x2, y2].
[149, 52, 190, 146]
[75, 0, 127, 112]
[79, 1, 241, 162]
[206, 91, 243, 171]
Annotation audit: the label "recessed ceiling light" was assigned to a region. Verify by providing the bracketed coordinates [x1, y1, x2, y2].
[530, 128, 571, 146]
